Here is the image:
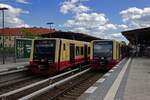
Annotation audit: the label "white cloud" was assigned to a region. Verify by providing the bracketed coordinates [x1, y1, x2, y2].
[117, 24, 128, 29]
[106, 33, 128, 43]
[106, 24, 117, 30]
[60, 0, 90, 14]
[120, 7, 150, 29]
[64, 12, 120, 39]
[67, 0, 89, 3]
[60, 0, 127, 42]
[16, 0, 29, 4]
[74, 4, 90, 14]
[65, 13, 106, 30]
[0, 3, 29, 28]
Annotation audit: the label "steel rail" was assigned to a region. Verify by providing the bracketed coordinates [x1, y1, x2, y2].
[0, 67, 28, 76]
[0, 68, 29, 87]
[19, 68, 91, 100]
[0, 64, 90, 99]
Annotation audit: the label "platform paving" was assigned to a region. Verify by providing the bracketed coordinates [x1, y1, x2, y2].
[123, 58, 150, 100]
[0, 61, 29, 73]
[77, 57, 150, 100]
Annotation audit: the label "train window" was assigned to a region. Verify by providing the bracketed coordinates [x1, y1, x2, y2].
[76, 46, 80, 56]
[93, 41, 112, 58]
[88, 47, 90, 54]
[34, 40, 55, 63]
[63, 43, 66, 50]
[81, 47, 83, 55]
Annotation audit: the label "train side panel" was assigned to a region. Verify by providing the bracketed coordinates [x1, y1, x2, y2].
[109, 41, 120, 68]
[87, 45, 91, 61]
[59, 39, 90, 71]
[59, 39, 70, 71]
[74, 41, 84, 64]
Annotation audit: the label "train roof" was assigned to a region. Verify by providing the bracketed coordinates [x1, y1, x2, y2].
[33, 38, 90, 43]
[41, 31, 101, 42]
[92, 39, 119, 42]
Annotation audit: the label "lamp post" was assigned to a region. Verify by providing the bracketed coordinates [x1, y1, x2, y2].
[0, 7, 8, 64]
[47, 22, 54, 38]
[47, 22, 54, 30]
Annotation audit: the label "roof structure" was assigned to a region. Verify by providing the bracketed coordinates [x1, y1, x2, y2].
[0, 27, 56, 36]
[41, 31, 101, 42]
[122, 27, 150, 46]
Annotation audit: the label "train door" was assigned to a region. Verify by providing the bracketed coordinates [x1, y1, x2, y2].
[70, 44, 75, 64]
[84, 44, 88, 61]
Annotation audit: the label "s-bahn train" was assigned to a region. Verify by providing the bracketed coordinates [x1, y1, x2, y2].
[28, 38, 90, 75]
[90, 40, 128, 70]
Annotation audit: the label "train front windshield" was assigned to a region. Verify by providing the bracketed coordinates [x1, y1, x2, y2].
[33, 40, 55, 63]
[93, 41, 112, 59]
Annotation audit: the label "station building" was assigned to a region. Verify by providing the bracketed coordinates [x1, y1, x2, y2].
[0, 27, 55, 48]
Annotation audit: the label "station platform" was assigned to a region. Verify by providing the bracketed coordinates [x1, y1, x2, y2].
[0, 61, 29, 73]
[78, 57, 150, 100]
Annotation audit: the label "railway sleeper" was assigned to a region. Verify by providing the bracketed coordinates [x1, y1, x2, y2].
[72, 87, 87, 91]
[70, 90, 84, 94]
[59, 96, 77, 100]
[58, 97, 75, 100]
[63, 94, 78, 98]
[77, 82, 89, 86]
[66, 92, 81, 96]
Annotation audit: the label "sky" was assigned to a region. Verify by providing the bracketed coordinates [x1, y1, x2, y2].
[0, 0, 150, 42]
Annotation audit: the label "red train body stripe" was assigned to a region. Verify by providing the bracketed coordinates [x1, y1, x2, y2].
[29, 57, 90, 75]
[90, 59, 119, 70]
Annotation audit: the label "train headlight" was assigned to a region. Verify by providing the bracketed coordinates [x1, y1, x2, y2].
[41, 59, 45, 62]
[101, 57, 104, 60]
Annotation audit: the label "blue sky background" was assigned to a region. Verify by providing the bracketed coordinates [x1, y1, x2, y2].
[0, 0, 150, 42]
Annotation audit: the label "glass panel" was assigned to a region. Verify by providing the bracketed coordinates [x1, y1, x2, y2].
[34, 40, 55, 63]
[76, 46, 80, 56]
[94, 41, 112, 57]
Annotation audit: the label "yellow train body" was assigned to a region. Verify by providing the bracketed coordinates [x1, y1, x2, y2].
[29, 38, 90, 75]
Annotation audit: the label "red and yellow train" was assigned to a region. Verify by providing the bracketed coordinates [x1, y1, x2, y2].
[28, 38, 90, 75]
[90, 40, 128, 70]
[28, 38, 128, 75]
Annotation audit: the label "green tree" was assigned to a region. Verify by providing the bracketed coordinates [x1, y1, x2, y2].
[22, 29, 35, 39]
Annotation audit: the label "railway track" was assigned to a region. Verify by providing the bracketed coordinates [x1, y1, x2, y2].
[0, 76, 46, 95]
[0, 68, 29, 88]
[0, 64, 90, 100]
[31, 70, 103, 100]
[18, 66, 104, 100]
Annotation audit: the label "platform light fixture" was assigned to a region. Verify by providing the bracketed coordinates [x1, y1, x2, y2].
[47, 22, 54, 38]
[47, 22, 54, 30]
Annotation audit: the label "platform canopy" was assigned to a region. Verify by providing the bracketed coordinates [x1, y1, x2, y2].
[41, 31, 101, 42]
[122, 27, 150, 46]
